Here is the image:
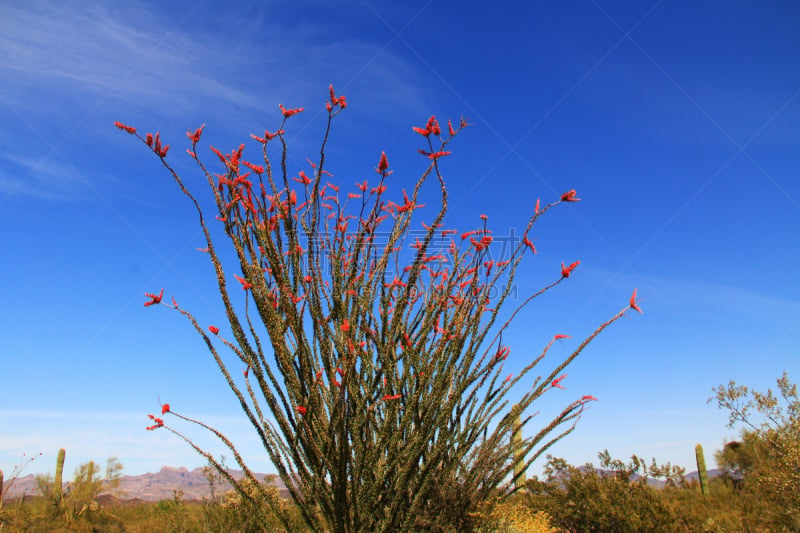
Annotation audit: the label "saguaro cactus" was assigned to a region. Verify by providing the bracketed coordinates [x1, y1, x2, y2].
[512, 404, 526, 490]
[53, 448, 66, 505]
[695, 443, 709, 496]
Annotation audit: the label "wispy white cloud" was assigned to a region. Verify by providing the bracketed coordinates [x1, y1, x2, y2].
[0, 1, 427, 201]
[639, 273, 800, 322]
[0, 1, 424, 122]
[0, 153, 91, 200]
[579, 263, 800, 322]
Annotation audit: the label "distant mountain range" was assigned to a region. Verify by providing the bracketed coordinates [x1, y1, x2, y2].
[1, 466, 724, 503]
[1, 466, 285, 502]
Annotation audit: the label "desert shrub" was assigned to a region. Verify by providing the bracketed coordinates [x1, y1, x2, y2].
[524, 453, 686, 533]
[712, 372, 800, 532]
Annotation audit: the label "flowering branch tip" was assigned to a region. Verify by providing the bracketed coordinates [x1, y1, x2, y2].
[144, 289, 164, 307]
[629, 287, 643, 314]
[561, 189, 580, 202]
[561, 261, 580, 278]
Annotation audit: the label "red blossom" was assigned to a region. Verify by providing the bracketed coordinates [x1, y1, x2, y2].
[551, 374, 567, 389]
[279, 104, 304, 118]
[328, 85, 347, 109]
[146, 415, 164, 431]
[448, 119, 456, 137]
[629, 287, 643, 314]
[554, 334, 571, 340]
[494, 346, 510, 361]
[471, 234, 493, 251]
[161, 403, 170, 414]
[377, 151, 389, 173]
[242, 161, 264, 174]
[523, 235, 536, 254]
[209, 325, 220, 335]
[234, 274, 253, 290]
[412, 126, 431, 137]
[144, 289, 164, 307]
[561, 189, 580, 202]
[428, 150, 451, 160]
[426, 116, 440, 136]
[581, 395, 598, 402]
[561, 261, 580, 278]
[341, 319, 351, 332]
[186, 124, 205, 144]
[294, 171, 312, 185]
[296, 406, 307, 415]
[114, 121, 136, 134]
[145, 133, 153, 147]
[382, 394, 402, 401]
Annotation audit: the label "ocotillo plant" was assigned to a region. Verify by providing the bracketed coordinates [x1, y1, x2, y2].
[120, 85, 642, 533]
[53, 448, 65, 506]
[0, 452, 42, 506]
[695, 443, 710, 496]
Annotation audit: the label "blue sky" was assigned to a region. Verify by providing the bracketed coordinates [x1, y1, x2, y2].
[1, 0, 799, 481]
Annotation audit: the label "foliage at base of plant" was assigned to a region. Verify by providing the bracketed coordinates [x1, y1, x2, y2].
[473, 498, 556, 533]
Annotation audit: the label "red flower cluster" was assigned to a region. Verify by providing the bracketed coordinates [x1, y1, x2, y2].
[629, 288, 643, 314]
[161, 403, 170, 414]
[251, 129, 284, 143]
[279, 103, 304, 118]
[427, 150, 451, 160]
[234, 273, 253, 290]
[144, 132, 169, 158]
[186, 124, 205, 144]
[561, 189, 580, 202]
[296, 406, 307, 415]
[470, 235, 493, 252]
[376, 152, 389, 174]
[144, 289, 164, 307]
[412, 116, 441, 137]
[326, 85, 347, 112]
[523, 235, 536, 253]
[561, 261, 580, 278]
[114, 121, 136, 134]
[146, 414, 164, 431]
[209, 325, 220, 335]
